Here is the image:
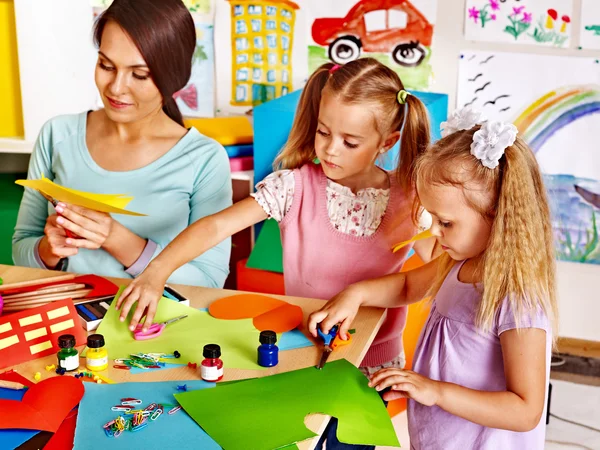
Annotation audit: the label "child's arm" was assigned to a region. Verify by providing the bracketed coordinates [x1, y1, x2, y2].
[307, 258, 439, 339]
[116, 197, 268, 330]
[370, 328, 548, 432]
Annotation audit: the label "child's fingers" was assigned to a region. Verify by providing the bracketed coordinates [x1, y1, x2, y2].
[307, 310, 328, 337]
[382, 390, 408, 402]
[368, 369, 407, 387]
[338, 316, 354, 340]
[128, 302, 148, 331]
[142, 298, 158, 332]
[373, 375, 411, 392]
[119, 290, 140, 321]
[117, 284, 134, 309]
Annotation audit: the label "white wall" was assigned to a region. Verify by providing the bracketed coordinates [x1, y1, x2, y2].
[429, 0, 600, 342]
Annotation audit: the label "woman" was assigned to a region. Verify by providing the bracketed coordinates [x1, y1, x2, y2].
[12, 0, 232, 287]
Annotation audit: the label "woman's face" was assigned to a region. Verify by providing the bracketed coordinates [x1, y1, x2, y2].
[95, 21, 164, 124]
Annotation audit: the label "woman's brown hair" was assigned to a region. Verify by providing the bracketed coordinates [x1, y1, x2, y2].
[274, 58, 431, 191]
[93, 0, 196, 126]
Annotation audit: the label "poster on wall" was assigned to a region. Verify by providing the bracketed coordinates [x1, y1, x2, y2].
[306, 0, 438, 91]
[457, 50, 600, 265]
[580, 0, 600, 50]
[91, 0, 216, 117]
[214, 0, 308, 116]
[464, 0, 574, 48]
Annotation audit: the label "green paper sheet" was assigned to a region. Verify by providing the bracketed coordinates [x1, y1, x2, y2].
[93, 288, 265, 370]
[247, 218, 283, 273]
[174, 359, 400, 449]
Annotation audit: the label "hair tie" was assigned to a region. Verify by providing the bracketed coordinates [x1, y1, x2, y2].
[329, 64, 341, 74]
[397, 90, 410, 104]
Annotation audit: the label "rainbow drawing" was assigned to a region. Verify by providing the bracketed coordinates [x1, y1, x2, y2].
[513, 85, 600, 152]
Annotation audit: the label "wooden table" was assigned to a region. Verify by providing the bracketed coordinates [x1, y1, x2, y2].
[0, 265, 386, 449]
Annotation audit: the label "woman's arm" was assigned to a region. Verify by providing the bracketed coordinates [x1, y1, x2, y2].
[308, 258, 439, 338]
[370, 327, 548, 432]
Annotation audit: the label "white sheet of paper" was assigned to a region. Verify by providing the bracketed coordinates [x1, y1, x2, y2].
[580, 0, 600, 50]
[457, 50, 600, 265]
[464, 0, 574, 48]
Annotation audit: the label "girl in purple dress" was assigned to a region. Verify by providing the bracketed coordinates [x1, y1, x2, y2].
[309, 107, 558, 449]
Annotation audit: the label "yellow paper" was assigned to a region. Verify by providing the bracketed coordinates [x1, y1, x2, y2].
[16, 176, 145, 216]
[392, 229, 433, 253]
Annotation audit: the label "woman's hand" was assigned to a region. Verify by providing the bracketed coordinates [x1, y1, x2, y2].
[116, 265, 168, 332]
[307, 284, 366, 340]
[54, 202, 113, 249]
[369, 368, 442, 407]
[38, 214, 79, 268]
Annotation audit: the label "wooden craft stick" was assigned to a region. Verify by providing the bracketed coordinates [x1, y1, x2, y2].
[2, 283, 86, 301]
[0, 273, 76, 293]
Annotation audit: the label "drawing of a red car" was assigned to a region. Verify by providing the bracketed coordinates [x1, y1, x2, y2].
[312, 0, 433, 67]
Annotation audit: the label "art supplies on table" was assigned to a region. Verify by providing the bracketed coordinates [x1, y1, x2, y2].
[78, 285, 190, 331]
[86, 334, 108, 371]
[133, 314, 188, 340]
[0, 274, 119, 313]
[257, 330, 279, 367]
[200, 344, 223, 382]
[0, 298, 87, 369]
[73, 380, 220, 450]
[174, 359, 400, 449]
[57, 334, 79, 372]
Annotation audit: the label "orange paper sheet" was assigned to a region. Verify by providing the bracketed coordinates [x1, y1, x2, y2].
[16, 176, 145, 216]
[209, 294, 303, 333]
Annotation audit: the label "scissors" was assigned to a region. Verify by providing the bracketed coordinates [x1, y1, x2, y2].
[316, 324, 352, 369]
[133, 315, 188, 341]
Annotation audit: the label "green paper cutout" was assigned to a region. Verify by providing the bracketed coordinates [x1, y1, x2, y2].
[92, 287, 265, 370]
[174, 359, 400, 449]
[247, 218, 283, 273]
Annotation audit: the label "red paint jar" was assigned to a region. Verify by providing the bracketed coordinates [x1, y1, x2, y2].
[200, 344, 223, 382]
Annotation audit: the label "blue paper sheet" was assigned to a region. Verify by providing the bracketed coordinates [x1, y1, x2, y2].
[0, 388, 40, 450]
[73, 380, 220, 450]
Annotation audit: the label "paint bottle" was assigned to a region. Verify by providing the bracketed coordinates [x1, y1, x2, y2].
[200, 344, 223, 382]
[257, 330, 278, 367]
[86, 334, 108, 371]
[57, 334, 79, 372]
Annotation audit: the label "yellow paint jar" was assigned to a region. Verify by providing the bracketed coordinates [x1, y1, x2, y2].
[86, 334, 108, 371]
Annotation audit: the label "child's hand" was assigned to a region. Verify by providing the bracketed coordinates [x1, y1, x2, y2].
[116, 267, 167, 332]
[307, 285, 365, 340]
[369, 368, 442, 407]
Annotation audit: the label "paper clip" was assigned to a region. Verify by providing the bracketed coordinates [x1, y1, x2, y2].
[150, 409, 163, 421]
[125, 409, 142, 415]
[103, 419, 115, 429]
[104, 427, 114, 437]
[113, 364, 130, 370]
[111, 405, 131, 412]
[144, 402, 157, 411]
[121, 398, 142, 406]
[114, 429, 123, 438]
[168, 406, 182, 415]
[131, 422, 148, 432]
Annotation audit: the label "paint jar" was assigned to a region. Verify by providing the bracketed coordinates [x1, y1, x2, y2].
[57, 334, 79, 371]
[200, 344, 223, 382]
[86, 334, 108, 371]
[257, 330, 278, 367]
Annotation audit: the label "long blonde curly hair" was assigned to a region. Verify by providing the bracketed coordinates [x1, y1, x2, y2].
[414, 126, 558, 341]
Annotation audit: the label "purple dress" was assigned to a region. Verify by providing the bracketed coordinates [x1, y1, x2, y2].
[408, 261, 551, 449]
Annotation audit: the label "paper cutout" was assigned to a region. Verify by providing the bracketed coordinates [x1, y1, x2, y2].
[246, 218, 284, 273]
[209, 294, 303, 333]
[44, 409, 78, 450]
[0, 386, 40, 449]
[92, 288, 265, 369]
[0, 376, 84, 432]
[392, 229, 433, 253]
[73, 380, 220, 450]
[0, 369, 33, 387]
[16, 176, 145, 216]
[175, 359, 399, 449]
[0, 299, 87, 369]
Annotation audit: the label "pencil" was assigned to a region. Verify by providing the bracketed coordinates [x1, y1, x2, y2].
[0, 380, 27, 390]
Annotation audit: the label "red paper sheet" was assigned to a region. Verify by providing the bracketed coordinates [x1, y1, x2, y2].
[0, 299, 87, 369]
[209, 294, 303, 332]
[0, 369, 33, 387]
[0, 376, 84, 432]
[44, 408, 78, 450]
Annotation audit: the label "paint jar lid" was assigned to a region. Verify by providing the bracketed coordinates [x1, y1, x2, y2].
[58, 334, 75, 349]
[259, 330, 277, 345]
[203, 344, 221, 358]
[87, 334, 105, 348]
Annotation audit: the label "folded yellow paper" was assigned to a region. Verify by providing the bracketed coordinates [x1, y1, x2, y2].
[391, 228, 433, 253]
[16, 176, 146, 216]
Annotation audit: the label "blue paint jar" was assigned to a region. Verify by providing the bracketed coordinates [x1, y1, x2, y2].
[257, 330, 278, 367]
